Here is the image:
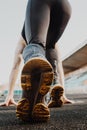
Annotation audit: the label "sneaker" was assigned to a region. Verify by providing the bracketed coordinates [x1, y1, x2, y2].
[16, 43, 54, 122]
[48, 84, 64, 108]
[46, 49, 64, 108]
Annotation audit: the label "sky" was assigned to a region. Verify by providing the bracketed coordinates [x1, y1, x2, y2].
[0, 0, 87, 84]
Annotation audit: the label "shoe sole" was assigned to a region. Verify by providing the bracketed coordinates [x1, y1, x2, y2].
[48, 84, 64, 108]
[16, 57, 53, 121]
[32, 103, 50, 122]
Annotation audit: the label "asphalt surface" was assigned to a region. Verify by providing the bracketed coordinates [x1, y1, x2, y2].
[0, 94, 87, 130]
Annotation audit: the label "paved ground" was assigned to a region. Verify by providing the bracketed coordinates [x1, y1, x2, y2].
[0, 94, 87, 130]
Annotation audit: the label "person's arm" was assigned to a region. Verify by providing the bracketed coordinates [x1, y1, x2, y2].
[0, 36, 26, 106]
[55, 44, 73, 103]
[55, 44, 65, 87]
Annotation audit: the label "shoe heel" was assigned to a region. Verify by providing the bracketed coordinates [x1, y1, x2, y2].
[48, 85, 64, 108]
[16, 98, 30, 121]
[32, 103, 50, 122]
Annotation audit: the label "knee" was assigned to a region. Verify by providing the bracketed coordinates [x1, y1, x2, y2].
[63, 0, 72, 21]
[67, 4, 72, 20]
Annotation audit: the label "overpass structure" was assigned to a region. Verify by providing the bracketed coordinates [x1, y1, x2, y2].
[63, 41, 87, 75]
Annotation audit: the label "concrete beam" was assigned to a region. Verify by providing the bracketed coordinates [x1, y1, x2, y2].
[63, 41, 87, 74]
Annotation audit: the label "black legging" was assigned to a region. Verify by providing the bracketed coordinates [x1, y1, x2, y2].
[22, 0, 71, 49]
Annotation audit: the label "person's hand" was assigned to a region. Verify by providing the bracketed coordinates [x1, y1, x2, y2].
[0, 95, 18, 107]
[62, 96, 75, 104]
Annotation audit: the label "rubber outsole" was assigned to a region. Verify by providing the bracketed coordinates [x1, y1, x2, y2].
[48, 84, 64, 108]
[16, 57, 53, 122]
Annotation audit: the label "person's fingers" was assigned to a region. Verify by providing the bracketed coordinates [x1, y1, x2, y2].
[8, 99, 18, 106]
[63, 98, 75, 104]
[6, 102, 9, 106]
[11, 100, 18, 106]
[0, 99, 18, 107]
[0, 102, 7, 106]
